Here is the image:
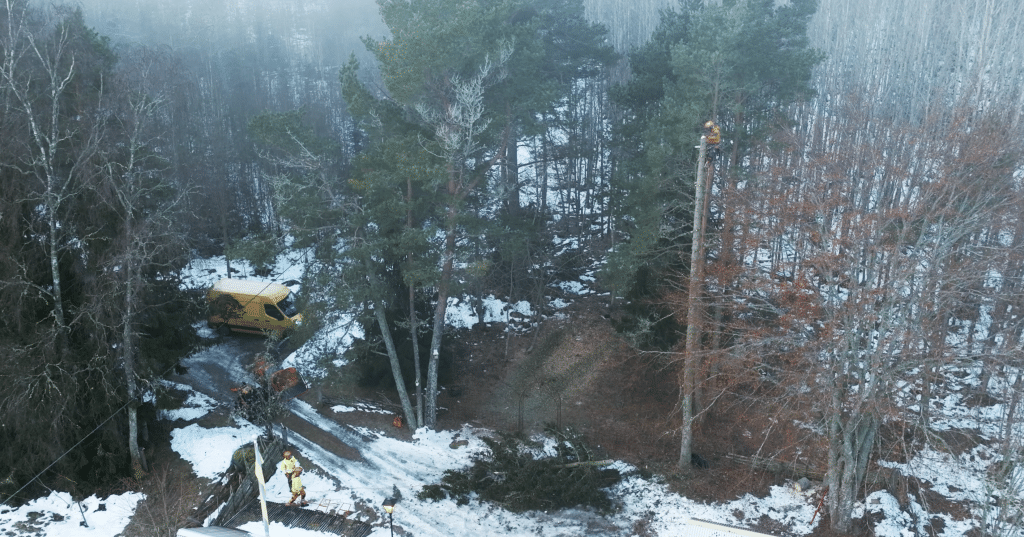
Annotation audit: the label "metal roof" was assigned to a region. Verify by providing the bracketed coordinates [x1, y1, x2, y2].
[225, 499, 373, 537]
[684, 518, 781, 537]
[176, 527, 253, 537]
[210, 279, 290, 298]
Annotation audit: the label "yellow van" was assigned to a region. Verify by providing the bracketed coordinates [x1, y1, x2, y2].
[206, 278, 301, 337]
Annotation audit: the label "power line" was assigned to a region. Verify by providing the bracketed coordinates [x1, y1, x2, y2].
[3, 261, 306, 507]
[1, 399, 132, 506]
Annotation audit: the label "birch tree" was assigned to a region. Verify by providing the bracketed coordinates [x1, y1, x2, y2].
[1, 2, 110, 342]
[0, 1, 120, 481]
[91, 46, 192, 475]
[1, 4, 196, 487]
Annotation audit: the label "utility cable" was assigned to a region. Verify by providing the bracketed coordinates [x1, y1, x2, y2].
[3, 255, 305, 507]
[0, 399, 133, 506]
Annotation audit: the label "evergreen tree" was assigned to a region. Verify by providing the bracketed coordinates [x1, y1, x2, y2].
[345, 0, 615, 429]
[609, 0, 822, 469]
[610, 0, 822, 299]
[249, 100, 436, 429]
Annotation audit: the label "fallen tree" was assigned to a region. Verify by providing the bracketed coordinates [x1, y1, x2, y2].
[419, 427, 621, 513]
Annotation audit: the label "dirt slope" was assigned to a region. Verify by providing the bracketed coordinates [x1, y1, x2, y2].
[439, 296, 679, 465]
[435, 295, 813, 516]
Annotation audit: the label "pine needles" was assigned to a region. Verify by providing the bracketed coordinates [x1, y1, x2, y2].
[418, 427, 621, 513]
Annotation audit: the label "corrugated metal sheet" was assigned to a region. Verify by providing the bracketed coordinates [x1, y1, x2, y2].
[211, 279, 289, 299]
[224, 502, 771, 537]
[684, 518, 779, 537]
[177, 527, 254, 537]
[224, 499, 373, 537]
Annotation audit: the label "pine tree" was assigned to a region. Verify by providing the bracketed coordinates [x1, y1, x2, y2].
[346, 0, 616, 429]
[609, 0, 822, 470]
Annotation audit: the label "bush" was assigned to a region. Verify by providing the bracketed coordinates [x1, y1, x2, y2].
[418, 428, 620, 513]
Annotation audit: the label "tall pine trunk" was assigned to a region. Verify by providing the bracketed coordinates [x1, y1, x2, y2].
[679, 137, 710, 470]
[426, 202, 458, 429]
[374, 303, 417, 429]
[364, 251, 417, 428]
[407, 175, 424, 428]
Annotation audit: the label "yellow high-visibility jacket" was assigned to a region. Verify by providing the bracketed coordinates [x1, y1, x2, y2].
[706, 124, 721, 145]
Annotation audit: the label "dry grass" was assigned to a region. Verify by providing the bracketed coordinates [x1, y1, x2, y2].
[120, 462, 201, 537]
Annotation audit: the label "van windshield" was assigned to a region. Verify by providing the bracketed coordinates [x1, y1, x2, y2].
[277, 293, 299, 317]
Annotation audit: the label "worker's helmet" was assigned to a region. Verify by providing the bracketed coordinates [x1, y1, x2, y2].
[294, 467, 302, 475]
[704, 120, 715, 128]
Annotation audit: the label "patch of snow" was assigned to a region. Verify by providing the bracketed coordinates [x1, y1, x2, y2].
[171, 423, 264, 479]
[157, 380, 219, 421]
[0, 491, 143, 537]
[332, 403, 390, 414]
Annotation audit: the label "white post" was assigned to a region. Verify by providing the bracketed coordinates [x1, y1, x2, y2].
[252, 437, 271, 537]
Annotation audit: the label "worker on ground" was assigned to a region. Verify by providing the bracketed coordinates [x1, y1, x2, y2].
[280, 450, 298, 489]
[286, 467, 308, 507]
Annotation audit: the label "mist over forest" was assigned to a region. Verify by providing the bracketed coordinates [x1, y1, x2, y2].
[78, 0, 386, 61]
[71, 0, 1024, 130]
[3, 0, 1024, 534]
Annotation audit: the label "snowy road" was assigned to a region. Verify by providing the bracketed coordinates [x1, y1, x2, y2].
[172, 331, 373, 464]
[172, 330, 267, 404]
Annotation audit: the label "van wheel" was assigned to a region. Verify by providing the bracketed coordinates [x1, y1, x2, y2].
[217, 325, 232, 337]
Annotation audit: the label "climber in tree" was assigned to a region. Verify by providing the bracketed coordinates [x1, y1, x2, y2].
[703, 120, 722, 161]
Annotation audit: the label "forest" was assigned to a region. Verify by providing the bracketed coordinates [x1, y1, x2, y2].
[1, 0, 1023, 534]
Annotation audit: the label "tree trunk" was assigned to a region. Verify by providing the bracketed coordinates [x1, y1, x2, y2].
[426, 213, 457, 429]
[503, 127, 522, 217]
[679, 137, 709, 470]
[826, 365, 878, 533]
[1000, 366, 1024, 459]
[540, 123, 549, 219]
[221, 197, 232, 276]
[124, 263, 148, 473]
[47, 200, 67, 338]
[374, 302, 417, 429]
[407, 176, 424, 428]
[409, 284, 423, 428]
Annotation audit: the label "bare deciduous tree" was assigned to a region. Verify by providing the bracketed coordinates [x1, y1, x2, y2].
[92, 46, 192, 475]
[721, 93, 1023, 531]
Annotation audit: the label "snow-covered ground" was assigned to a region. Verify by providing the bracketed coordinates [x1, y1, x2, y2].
[0, 251, 1004, 537]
